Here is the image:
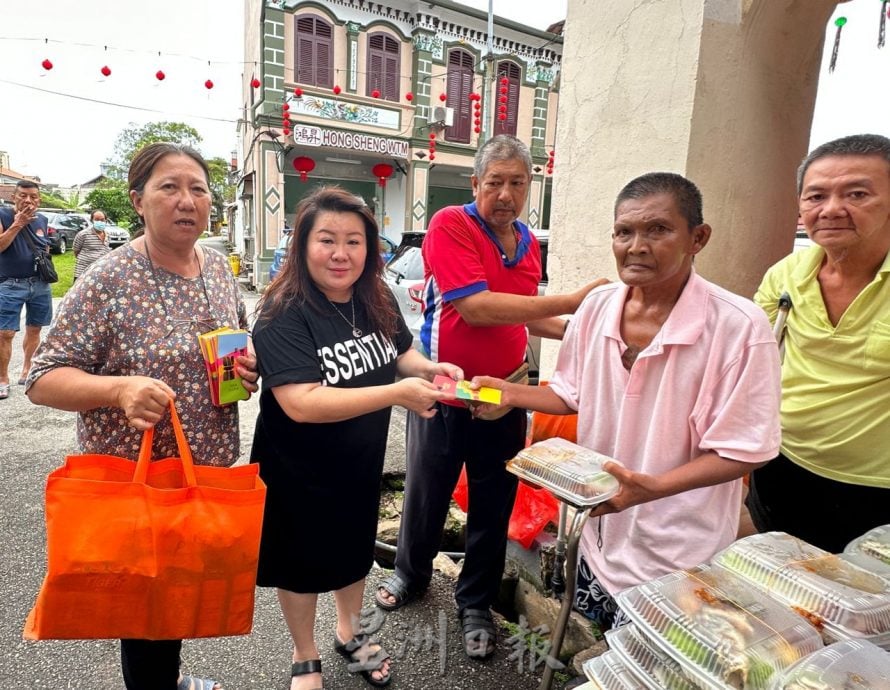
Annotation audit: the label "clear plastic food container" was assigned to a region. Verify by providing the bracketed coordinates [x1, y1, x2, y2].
[712, 532, 890, 639]
[846, 525, 890, 568]
[605, 623, 699, 690]
[582, 650, 649, 689]
[506, 437, 619, 507]
[616, 564, 823, 690]
[768, 638, 890, 689]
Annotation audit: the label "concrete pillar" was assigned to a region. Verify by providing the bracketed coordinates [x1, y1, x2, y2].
[548, 0, 839, 309]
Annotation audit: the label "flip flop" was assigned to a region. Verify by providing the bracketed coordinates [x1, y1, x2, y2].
[374, 573, 426, 612]
[0, 383, 9, 400]
[17, 377, 27, 386]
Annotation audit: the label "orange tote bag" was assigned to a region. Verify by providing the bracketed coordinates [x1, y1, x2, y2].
[24, 402, 266, 640]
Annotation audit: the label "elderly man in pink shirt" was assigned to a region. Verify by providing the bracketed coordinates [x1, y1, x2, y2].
[473, 172, 781, 628]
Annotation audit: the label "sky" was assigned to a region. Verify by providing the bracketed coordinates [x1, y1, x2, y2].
[0, 1, 887, 186]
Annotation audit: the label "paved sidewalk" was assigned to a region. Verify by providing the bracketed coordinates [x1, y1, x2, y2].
[0, 302, 568, 689]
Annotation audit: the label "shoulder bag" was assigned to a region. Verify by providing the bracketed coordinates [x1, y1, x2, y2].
[21, 228, 59, 284]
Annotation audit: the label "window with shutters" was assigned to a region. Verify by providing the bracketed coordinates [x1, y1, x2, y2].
[445, 49, 475, 143]
[294, 15, 333, 88]
[366, 32, 400, 101]
[494, 61, 521, 137]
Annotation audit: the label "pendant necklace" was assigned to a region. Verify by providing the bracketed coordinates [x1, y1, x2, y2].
[328, 295, 362, 338]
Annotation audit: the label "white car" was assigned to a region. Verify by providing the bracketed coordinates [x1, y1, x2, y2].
[383, 228, 550, 383]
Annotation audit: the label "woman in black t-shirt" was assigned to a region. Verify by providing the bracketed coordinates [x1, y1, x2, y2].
[251, 187, 460, 690]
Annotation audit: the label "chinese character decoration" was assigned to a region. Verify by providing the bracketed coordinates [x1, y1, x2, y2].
[292, 156, 315, 182]
[829, 16, 847, 72]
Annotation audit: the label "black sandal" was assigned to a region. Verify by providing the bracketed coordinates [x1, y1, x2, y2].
[333, 633, 392, 687]
[460, 607, 497, 659]
[291, 659, 323, 690]
[374, 573, 425, 611]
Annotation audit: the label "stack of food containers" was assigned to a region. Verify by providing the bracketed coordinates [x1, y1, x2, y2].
[593, 623, 699, 689]
[582, 650, 649, 689]
[767, 638, 890, 689]
[506, 437, 620, 507]
[613, 564, 823, 689]
[711, 532, 890, 648]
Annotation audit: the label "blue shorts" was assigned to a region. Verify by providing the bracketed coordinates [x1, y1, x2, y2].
[0, 277, 53, 331]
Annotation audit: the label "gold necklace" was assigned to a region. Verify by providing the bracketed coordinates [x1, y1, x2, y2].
[328, 295, 362, 338]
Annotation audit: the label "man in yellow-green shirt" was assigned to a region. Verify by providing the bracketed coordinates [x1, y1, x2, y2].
[747, 133, 890, 553]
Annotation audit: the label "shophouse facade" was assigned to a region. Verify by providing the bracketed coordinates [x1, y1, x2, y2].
[236, 0, 562, 289]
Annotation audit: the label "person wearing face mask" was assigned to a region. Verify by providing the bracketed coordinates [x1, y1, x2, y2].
[72, 209, 112, 281]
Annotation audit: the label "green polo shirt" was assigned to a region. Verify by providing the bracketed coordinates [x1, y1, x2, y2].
[755, 245, 890, 487]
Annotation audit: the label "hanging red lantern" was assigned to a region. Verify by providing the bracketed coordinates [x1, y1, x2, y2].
[371, 163, 394, 188]
[501, 77, 509, 85]
[429, 153, 436, 161]
[439, 93, 447, 101]
[499, 95, 507, 103]
[499, 104, 507, 113]
[333, 85, 341, 95]
[474, 127, 481, 134]
[251, 77, 261, 88]
[429, 132, 436, 140]
[204, 79, 214, 90]
[292, 156, 316, 182]
[406, 92, 413, 101]
[294, 87, 303, 97]
[41, 58, 53, 71]
[500, 86, 508, 94]
[371, 89, 381, 98]
[498, 113, 507, 121]
[283, 128, 291, 136]
[156, 70, 166, 81]
[100, 65, 111, 77]
[282, 102, 290, 111]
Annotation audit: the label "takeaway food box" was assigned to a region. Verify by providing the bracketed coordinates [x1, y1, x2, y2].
[712, 532, 890, 648]
[615, 564, 823, 690]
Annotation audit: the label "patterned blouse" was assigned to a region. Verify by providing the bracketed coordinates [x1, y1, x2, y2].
[72, 228, 111, 278]
[29, 244, 248, 467]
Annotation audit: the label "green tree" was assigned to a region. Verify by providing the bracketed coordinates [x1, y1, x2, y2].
[206, 157, 235, 227]
[111, 121, 202, 172]
[84, 179, 139, 229]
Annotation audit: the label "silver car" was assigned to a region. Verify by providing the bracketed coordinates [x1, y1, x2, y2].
[103, 224, 130, 248]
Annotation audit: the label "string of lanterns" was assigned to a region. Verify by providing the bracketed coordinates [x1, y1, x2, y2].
[829, 5, 888, 72]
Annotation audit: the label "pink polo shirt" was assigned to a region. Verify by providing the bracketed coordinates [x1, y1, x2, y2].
[549, 270, 780, 594]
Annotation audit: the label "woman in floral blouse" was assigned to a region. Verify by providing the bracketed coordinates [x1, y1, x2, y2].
[27, 143, 258, 690]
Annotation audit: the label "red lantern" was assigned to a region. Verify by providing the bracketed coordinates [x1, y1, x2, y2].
[501, 77, 509, 85]
[205, 79, 214, 90]
[500, 86, 508, 94]
[499, 95, 507, 103]
[474, 127, 481, 134]
[371, 89, 380, 98]
[251, 77, 261, 88]
[406, 92, 413, 101]
[292, 156, 316, 182]
[498, 113, 507, 121]
[156, 70, 166, 81]
[439, 93, 447, 102]
[282, 102, 290, 111]
[100, 65, 111, 77]
[371, 163, 394, 188]
[333, 85, 341, 95]
[429, 132, 436, 140]
[429, 153, 436, 161]
[41, 58, 53, 70]
[499, 104, 507, 113]
[294, 87, 303, 97]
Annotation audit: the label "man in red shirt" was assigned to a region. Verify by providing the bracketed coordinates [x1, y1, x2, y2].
[376, 135, 603, 659]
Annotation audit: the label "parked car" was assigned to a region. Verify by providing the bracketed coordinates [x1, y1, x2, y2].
[103, 224, 131, 248]
[41, 212, 89, 254]
[383, 228, 550, 383]
[793, 228, 813, 252]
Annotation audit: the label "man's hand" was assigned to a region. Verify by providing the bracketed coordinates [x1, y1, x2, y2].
[588, 461, 664, 518]
[568, 278, 610, 312]
[114, 376, 177, 430]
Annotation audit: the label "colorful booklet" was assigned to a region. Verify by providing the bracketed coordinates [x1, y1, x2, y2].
[197, 328, 250, 406]
[433, 375, 502, 404]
